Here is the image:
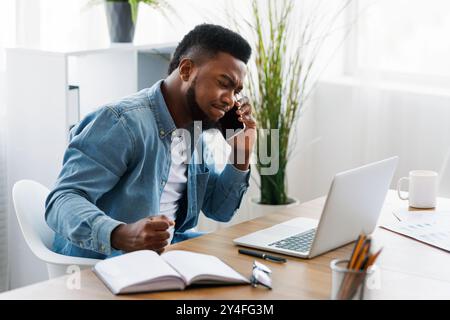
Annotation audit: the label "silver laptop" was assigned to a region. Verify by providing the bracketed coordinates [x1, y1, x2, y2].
[233, 157, 399, 259]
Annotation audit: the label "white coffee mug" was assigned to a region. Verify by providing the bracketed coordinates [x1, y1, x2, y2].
[397, 170, 438, 208]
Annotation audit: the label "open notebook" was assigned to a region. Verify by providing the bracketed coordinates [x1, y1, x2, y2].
[93, 250, 250, 294]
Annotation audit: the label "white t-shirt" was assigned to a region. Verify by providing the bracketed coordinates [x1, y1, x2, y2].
[159, 129, 188, 243]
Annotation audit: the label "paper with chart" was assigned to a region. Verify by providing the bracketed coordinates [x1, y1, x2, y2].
[392, 209, 450, 223]
[382, 212, 450, 252]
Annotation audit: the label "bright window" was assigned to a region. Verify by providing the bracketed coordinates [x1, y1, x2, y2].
[354, 0, 450, 82]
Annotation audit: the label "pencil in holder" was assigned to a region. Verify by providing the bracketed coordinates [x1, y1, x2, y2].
[330, 259, 377, 300]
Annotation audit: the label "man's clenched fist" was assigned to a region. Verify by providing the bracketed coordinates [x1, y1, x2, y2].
[111, 215, 175, 254]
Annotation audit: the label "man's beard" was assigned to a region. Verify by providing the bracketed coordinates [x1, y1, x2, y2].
[186, 78, 218, 131]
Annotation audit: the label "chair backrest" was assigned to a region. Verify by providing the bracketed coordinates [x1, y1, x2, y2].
[13, 180, 101, 279]
[12, 180, 55, 257]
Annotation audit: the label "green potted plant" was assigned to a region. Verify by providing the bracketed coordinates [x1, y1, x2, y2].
[89, 0, 173, 43]
[242, 0, 351, 213]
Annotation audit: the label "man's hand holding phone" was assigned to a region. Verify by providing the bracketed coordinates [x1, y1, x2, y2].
[228, 95, 257, 171]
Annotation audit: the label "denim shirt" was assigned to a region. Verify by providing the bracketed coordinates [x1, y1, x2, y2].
[45, 80, 250, 259]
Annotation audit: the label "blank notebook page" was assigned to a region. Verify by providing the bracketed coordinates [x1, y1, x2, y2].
[162, 250, 248, 284]
[95, 250, 180, 291]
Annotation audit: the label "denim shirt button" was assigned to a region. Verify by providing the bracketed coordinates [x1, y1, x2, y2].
[78, 242, 84, 248]
[160, 130, 165, 136]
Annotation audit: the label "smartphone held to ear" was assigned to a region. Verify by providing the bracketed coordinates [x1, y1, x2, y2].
[218, 106, 246, 141]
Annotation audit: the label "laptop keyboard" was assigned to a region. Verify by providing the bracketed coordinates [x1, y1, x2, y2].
[268, 229, 316, 252]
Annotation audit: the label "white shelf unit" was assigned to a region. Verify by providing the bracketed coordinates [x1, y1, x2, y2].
[5, 43, 176, 289]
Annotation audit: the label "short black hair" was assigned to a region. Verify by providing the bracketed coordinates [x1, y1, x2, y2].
[168, 24, 252, 75]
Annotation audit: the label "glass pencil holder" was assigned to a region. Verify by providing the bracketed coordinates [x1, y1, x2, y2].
[330, 259, 377, 300]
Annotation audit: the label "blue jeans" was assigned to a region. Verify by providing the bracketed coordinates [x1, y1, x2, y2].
[172, 230, 208, 244]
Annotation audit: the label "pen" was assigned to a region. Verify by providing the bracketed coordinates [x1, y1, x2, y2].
[238, 249, 287, 263]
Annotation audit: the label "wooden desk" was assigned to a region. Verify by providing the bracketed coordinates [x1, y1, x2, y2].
[2, 190, 450, 300]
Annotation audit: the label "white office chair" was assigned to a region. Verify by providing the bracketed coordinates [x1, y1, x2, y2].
[12, 180, 100, 279]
